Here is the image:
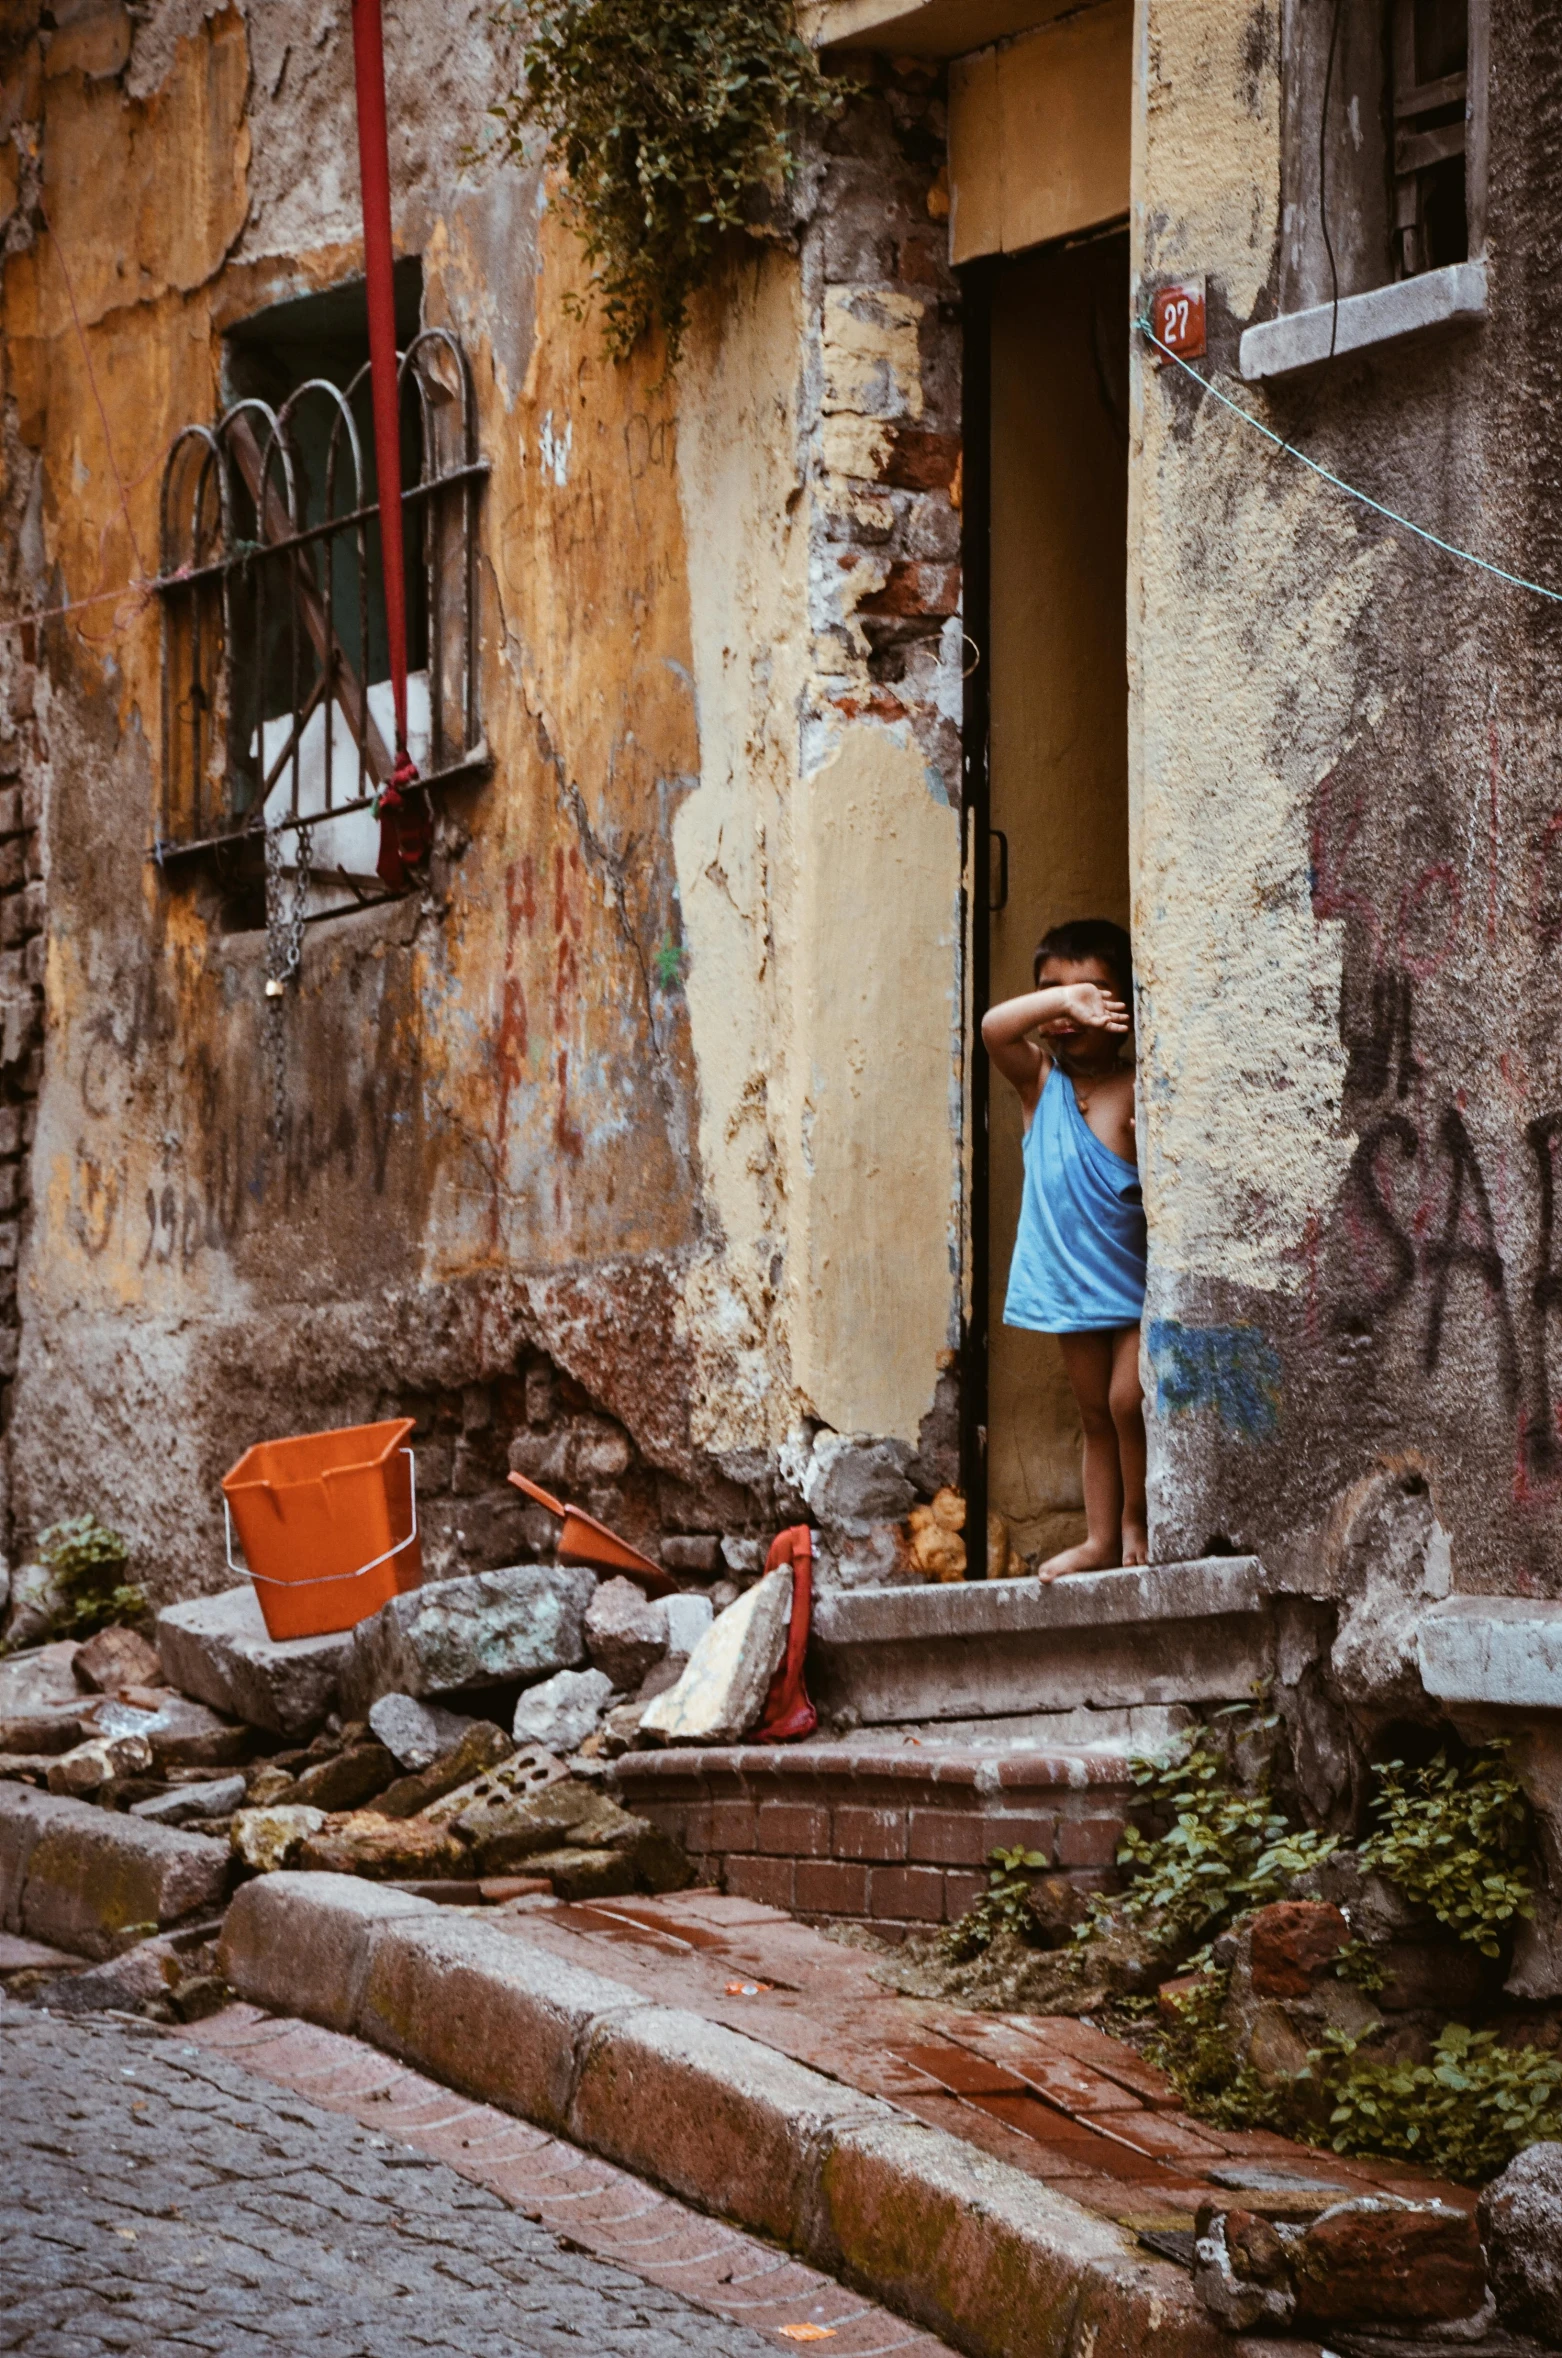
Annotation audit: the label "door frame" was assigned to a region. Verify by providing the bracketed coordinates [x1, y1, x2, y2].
[958, 256, 996, 1571]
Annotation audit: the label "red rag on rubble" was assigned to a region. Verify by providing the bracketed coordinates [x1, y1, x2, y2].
[754, 1524, 817, 1744]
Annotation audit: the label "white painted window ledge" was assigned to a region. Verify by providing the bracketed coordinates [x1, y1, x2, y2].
[1238, 259, 1487, 383]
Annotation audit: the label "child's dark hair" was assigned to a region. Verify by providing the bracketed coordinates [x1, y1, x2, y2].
[1033, 918, 1134, 1006]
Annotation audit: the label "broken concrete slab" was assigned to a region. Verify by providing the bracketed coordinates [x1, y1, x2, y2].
[340, 1564, 596, 1717]
[512, 1667, 614, 1753]
[130, 1773, 247, 1826]
[639, 1568, 791, 1744]
[0, 1784, 231, 1959]
[367, 1692, 481, 1771]
[157, 1586, 347, 1738]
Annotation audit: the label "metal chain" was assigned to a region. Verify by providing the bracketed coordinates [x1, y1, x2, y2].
[263, 818, 313, 1145]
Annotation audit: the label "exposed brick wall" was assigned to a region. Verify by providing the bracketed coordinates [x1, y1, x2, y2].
[389, 1351, 781, 1588]
[614, 1746, 1131, 1940]
[802, 58, 963, 807]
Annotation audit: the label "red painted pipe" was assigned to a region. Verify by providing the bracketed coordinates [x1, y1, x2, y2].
[350, 0, 424, 887]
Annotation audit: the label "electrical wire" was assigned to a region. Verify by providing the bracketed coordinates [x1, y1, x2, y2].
[1139, 315, 1562, 606]
[1319, 0, 1345, 361]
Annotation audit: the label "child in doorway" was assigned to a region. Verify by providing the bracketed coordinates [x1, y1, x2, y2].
[981, 918, 1147, 1581]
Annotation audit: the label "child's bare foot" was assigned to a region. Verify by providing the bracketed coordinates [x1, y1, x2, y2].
[1120, 1522, 1148, 1567]
[1035, 1538, 1119, 1585]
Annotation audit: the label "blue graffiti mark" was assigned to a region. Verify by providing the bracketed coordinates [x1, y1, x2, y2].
[1147, 1319, 1281, 1440]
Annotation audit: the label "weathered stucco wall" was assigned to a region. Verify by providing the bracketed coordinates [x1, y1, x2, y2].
[1131, 0, 1562, 1615]
[0, 1, 964, 1599]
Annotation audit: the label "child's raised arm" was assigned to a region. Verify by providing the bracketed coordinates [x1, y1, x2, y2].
[981, 983, 1129, 1109]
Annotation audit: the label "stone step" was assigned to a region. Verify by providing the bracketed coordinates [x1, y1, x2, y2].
[810, 1558, 1273, 1725]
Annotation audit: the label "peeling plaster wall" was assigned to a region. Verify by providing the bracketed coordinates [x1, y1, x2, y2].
[1131, 0, 1562, 1602]
[0, 3, 964, 1599]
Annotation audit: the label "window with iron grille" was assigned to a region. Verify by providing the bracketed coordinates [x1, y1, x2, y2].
[155, 273, 487, 926]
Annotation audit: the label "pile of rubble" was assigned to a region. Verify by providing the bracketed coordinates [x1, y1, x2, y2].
[0, 1544, 815, 1904]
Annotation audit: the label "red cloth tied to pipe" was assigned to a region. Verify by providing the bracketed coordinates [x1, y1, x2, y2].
[351, 0, 427, 892]
[754, 1525, 817, 1744]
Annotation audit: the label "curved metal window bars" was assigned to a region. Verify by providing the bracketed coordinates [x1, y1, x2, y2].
[155, 326, 487, 916]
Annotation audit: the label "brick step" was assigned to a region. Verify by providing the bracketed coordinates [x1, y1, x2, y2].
[612, 1740, 1138, 1935]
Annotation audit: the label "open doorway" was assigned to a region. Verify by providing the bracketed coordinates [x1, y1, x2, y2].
[976, 225, 1131, 1564]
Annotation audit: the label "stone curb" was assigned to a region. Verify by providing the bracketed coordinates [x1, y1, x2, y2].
[219, 1872, 1233, 2358]
[0, 1784, 231, 1960]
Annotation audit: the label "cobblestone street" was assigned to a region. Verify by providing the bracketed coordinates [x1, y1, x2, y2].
[0, 2006, 834, 2358]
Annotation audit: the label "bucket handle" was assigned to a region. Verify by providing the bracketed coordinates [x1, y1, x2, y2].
[224, 1448, 418, 1589]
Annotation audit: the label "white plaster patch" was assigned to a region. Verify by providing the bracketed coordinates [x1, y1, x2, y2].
[538, 410, 572, 486]
[821, 286, 925, 423]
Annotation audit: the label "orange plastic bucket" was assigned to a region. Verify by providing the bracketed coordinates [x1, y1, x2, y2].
[221, 1416, 423, 1640]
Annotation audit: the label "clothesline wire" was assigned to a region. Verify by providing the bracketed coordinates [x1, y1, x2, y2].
[6, 315, 1561, 637]
[1139, 314, 1562, 606]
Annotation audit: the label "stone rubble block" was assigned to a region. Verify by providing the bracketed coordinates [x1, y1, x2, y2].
[639, 1568, 790, 1745]
[374, 1718, 514, 1818]
[0, 1638, 82, 1725]
[231, 1803, 327, 1874]
[1289, 2197, 1487, 2328]
[1480, 2138, 1562, 2342]
[367, 1691, 482, 1771]
[130, 1773, 247, 1826]
[298, 1811, 469, 1881]
[1248, 1900, 1350, 1997]
[157, 1586, 348, 1738]
[512, 1667, 614, 1754]
[796, 1431, 916, 1534]
[45, 1731, 153, 1796]
[71, 1625, 161, 1694]
[584, 1576, 666, 1691]
[106, 1689, 250, 1769]
[340, 1564, 596, 1717]
[0, 1784, 230, 1960]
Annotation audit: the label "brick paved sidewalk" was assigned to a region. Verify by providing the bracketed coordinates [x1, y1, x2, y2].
[469, 1888, 1472, 2230]
[2, 2001, 953, 2358]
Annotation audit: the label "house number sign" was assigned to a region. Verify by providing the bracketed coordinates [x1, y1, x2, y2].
[1150, 276, 1207, 363]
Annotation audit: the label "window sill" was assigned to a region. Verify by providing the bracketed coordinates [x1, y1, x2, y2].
[1238, 258, 1487, 383]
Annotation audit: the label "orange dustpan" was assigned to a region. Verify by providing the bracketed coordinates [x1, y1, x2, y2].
[508, 1471, 678, 1599]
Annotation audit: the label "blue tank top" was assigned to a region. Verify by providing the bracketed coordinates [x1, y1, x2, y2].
[1003, 1061, 1147, 1334]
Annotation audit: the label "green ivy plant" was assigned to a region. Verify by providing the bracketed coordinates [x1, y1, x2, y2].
[489, 0, 842, 362]
[1310, 2023, 1562, 2183]
[1106, 1728, 1338, 1947]
[1359, 1747, 1534, 1958]
[942, 1847, 1048, 1961]
[38, 1513, 145, 1640]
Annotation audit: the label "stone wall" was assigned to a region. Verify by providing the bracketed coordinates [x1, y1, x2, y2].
[1132, 0, 1562, 1609]
[0, 2, 966, 1604]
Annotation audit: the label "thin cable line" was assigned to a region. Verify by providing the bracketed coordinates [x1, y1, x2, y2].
[1139, 317, 1562, 606]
